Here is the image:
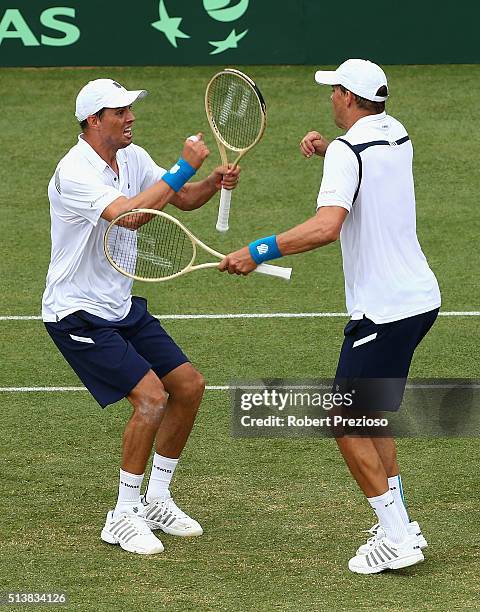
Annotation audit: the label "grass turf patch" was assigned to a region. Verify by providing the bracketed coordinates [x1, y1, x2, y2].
[0, 64, 479, 610]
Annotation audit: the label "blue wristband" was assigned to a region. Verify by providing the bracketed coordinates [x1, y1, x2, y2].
[161, 158, 196, 192]
[248, 235, 282, 264]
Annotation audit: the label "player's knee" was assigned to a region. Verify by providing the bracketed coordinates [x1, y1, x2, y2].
[188, 370, 206, 405]
[134, 389, 167, 427]
[177, 370, 205, 409]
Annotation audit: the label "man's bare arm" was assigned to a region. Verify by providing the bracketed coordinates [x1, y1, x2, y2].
[170, 164, 241, 211]
[101, 133, 209, 222]
[218, 206, 348, 275]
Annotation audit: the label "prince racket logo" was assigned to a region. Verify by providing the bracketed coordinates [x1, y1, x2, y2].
[219, 83, 252, 125]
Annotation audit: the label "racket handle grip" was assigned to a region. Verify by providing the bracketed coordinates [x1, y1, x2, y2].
[255, 263, 292, 281]
[216, 188, 232, 232]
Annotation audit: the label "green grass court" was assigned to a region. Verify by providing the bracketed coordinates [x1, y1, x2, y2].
[1, 65, 479, 611]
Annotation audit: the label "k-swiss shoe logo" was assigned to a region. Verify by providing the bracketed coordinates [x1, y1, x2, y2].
[256, 244, 268, 255]
[132, 506, 139, 513]
[120, 481, 140, 489]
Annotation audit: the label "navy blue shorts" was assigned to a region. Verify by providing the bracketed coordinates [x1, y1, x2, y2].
[334, 308, 439, 412]
[44, 297, 189, 408]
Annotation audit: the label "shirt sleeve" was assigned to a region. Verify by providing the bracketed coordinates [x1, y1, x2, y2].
[316, 139, 360, 212]
[57, 167, 123, 225]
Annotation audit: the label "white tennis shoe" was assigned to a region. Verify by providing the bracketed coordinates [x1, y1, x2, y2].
[101, 509, 164, 554]
[356, 520, 428, 555]
[349, 534, 424, 574]
[141, 495, 203, 537]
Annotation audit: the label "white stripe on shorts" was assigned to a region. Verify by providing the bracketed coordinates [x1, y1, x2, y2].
[69, 334, 95, 344]
[352, 332, 377, 348]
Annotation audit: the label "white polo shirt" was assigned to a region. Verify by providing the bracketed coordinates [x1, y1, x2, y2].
[42, 136, 166, 322]
[317, 112, 441, 324]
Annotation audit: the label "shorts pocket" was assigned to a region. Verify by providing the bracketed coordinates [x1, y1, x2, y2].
[343, 319, 363, 336]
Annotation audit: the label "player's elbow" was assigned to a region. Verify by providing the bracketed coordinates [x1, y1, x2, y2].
[101, 196, 130, 222]
[323, 224, 341, 244]
[314, 206, 347, 245]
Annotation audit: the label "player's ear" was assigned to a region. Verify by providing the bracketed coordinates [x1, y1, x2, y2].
[87, 114, 101, 129]
[345, 90, 355, 107]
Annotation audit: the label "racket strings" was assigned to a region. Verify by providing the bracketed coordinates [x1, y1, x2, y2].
[208, 73, 263, 150]
[107, 212, 194, 280]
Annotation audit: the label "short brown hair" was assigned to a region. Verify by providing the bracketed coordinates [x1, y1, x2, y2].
[79, 107, 106, 131]
[338, 84, 387, 113]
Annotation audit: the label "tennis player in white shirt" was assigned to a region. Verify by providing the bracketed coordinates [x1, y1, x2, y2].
[219, 59, 440, 574]
[43, 78, 240, 555]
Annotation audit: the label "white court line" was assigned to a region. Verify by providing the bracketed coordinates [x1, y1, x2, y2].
[0, 311, 479, 321]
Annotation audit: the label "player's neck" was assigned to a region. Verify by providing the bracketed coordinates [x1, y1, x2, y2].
[82, 133, 119, 174]
[344, 109, 383, 131]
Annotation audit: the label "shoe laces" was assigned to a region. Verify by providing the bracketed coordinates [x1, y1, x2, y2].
[364, 522, 380, 535]
[150, 497, 188, 520]
[365, 532, 382, 548]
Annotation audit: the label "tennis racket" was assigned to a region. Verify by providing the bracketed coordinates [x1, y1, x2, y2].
[205, 68, 266, 232]
[104, 209, 292, 282]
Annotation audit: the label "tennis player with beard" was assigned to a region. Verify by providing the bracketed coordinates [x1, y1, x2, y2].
[42, 78, 240, 555]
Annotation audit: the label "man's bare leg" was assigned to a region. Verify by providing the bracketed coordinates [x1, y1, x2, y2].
[122, 369, 168, 474]
[372, 436, 410, 524]
[143, 363, 204, 501]
[371, 436, 399, 477]
[156, 363, 205, 458]
[141, 363, 205, 536]
[119, 362, 204, 476]
[101, 370, 168, 555]
[335, 436, 389, 497]
[108, 370, 168, 516]
[335, 434, 409, 547]
[110, 364, 205, 530]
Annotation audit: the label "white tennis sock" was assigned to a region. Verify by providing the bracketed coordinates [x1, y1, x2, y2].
[367, 490, 409, 544]
[114, 469, 144, 517]
[145, 453, 178, 502]
[388, 474, 410, 525]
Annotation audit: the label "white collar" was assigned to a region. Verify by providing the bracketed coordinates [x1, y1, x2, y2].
[76, 135, 127, 172]
[349, 111, 387, 131]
